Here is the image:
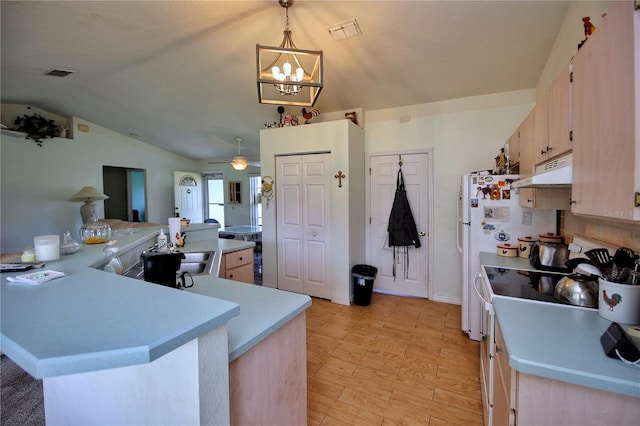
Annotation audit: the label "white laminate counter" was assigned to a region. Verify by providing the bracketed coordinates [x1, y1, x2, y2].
[0, 225, 310, 379]
[479, 252, 640, 398]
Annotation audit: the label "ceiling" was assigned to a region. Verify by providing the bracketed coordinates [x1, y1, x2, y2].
[0, 1, 570, 162]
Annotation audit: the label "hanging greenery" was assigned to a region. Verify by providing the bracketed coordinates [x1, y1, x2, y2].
[13, 113, 60, 146]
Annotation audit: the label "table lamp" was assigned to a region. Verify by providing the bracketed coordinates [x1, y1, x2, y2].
[70, 186, 109, 223]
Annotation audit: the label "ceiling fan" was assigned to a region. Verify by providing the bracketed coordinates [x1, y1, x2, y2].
[208, 137, 260, 170]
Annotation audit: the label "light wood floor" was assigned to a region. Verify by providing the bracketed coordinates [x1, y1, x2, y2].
[306, 292, 483, 425]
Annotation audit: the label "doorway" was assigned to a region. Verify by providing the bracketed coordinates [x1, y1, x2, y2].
[103, 166, 147, 222]
[367, 151, 433, 298]
[174, 171, 203, 223]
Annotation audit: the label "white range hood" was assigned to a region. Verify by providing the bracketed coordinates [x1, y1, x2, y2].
[514, 153, 572, 188]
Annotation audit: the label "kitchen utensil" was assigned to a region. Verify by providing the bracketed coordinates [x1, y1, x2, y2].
[608, 247, 635, 283]
[585, 248, 612, 270]
[554, 274, 599, 308]
[613, 247, 635, 268]
[529, 242, 571, 272]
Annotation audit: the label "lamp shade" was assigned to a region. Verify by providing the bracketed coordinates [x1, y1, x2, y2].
[70, 186, 109, 223]
[231, 156, 248, 171]
[70, 186, 109, 202]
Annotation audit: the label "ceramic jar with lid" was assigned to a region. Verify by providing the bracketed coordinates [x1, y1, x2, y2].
[539, 233, 563, 244]
[497, 243, 518, 257]
[518, 236, 538, 258]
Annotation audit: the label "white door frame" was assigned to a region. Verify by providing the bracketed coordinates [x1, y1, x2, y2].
[366, 149, 434, 299]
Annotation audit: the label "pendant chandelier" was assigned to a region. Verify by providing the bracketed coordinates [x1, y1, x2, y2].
[256, 0, 323, 107]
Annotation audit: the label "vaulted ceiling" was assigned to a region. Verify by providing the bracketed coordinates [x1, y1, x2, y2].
[1, 1, 569, 162]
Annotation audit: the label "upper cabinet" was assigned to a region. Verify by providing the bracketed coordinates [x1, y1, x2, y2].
[547, 64, 573, 159]
[571, 1, 639, 221]
[532, 64, 572, 166]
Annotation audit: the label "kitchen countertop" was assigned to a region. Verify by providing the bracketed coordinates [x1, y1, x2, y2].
[0, 225, 310, 378]
[480, 252, 640, 398]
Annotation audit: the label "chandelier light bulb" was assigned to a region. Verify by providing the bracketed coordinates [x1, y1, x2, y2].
[296, 67, 304, 82]
[283, 62, 292, 76]
[272, 66, 280, 79]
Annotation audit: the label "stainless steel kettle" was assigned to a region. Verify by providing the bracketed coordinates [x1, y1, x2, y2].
[554, 274, 599, 307]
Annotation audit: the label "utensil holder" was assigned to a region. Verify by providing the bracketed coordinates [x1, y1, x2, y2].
[598, 278, 640, 325]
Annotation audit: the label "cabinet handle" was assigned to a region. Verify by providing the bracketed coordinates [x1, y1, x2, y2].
[540, 149, 547, 155]
[239, 256, 243, 261]
[496, 346, 502, 353]
[229, 274, 234, 278]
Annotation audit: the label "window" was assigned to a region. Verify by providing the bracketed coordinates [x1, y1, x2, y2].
[249, 174, 262, 226]
[204, 173, 225, 227]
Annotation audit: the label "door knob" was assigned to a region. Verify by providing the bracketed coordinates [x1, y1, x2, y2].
[312, 232, 318, 237]
[419, 231, 426, 236]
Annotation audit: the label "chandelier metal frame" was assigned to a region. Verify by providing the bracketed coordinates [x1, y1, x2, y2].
[256, 0, 323, 106]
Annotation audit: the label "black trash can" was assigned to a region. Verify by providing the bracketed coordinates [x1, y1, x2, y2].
[352, 264, 378, 306]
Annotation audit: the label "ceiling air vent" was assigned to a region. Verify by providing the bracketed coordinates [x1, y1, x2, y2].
[328, 19, 362, 41]
[44, 69, 75, 77]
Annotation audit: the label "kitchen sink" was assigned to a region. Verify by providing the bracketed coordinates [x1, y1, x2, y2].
[121, 250, 216, 279]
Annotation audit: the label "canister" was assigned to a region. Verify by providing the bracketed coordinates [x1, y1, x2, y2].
[517, 236, 538, 258]
[497, 243, 518, 257]
[539, 233, 563, 244]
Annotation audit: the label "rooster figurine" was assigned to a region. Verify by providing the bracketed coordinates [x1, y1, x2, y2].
[602, 289, 622, 311]
[301, 108, 319, 124]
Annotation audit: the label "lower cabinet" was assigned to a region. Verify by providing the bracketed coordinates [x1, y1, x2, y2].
[219, 248, 254, 284]
[493, 321, 515, 426]
[492, 319, 639, 426]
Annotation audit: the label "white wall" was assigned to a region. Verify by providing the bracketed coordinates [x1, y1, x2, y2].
[1, 116, 199, 254]
[365, 89, 536, 303]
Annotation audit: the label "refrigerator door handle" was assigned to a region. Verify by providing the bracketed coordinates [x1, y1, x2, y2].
[456, 188, 463, 253]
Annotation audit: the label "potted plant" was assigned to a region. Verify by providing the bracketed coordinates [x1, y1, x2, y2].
[13, 113, 61, 146]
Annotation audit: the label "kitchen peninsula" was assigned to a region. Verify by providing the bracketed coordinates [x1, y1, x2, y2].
[0, 224, 311, 425]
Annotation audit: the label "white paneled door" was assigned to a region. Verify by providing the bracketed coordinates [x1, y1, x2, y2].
[174, 171, 203, 223]
[276, 154, 331, 299]
[369, 153, 430, 297]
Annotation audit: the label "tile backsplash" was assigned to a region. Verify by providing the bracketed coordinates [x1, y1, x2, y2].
[560, 211, 640, 252]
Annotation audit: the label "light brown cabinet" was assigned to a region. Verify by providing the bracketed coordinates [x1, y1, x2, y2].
[517, 112, 569, 210]
[492, 321, 515, 426]
[492, 319, 639, 426]
[533, 65, 572, 166]
[219, 247, 254, 284]
[547, 64, 572, 159]
[571, 1, 640, 221]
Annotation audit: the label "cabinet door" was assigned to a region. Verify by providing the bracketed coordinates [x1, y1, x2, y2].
[533, 91, 550, 165]
[507, 130, 520, 173]
[547, 64, 572, 158]
[571, 1, 638, 220]
[518, 111, 536, 208]
[518, 110, 534, 178]
[494, 321, 516, 426]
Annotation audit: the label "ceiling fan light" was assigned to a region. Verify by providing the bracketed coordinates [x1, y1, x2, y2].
[231, 156, 248, 171]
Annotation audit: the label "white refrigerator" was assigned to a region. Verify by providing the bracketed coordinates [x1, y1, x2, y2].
[457, 174, 556, 341]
